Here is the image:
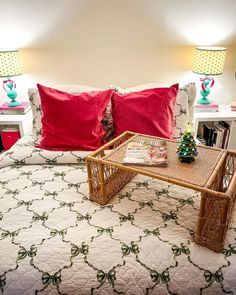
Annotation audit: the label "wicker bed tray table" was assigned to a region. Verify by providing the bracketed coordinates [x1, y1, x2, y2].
[86, 131, 236, 252]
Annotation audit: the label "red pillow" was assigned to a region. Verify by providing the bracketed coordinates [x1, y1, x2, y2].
[37, 84, 113, 151]
[112, 84, 178, 138]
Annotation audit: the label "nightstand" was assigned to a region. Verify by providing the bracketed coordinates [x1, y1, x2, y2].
[193, 105, 236, 150]
[0, 110, 32, 151]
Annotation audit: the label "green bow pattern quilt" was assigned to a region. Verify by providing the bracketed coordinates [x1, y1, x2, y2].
[0, 136, 236, 294]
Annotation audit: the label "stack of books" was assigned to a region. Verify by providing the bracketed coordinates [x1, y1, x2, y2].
[230, 101, 236, 111]
[199, 121, 230, 148]
[0, 102, 31, 115]
[194, 103, 219, 112]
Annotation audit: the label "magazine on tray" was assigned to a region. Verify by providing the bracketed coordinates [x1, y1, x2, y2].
[122, 140, 168, 167]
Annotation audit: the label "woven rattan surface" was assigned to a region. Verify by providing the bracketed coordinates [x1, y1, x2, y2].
[104, 134, 224, 188]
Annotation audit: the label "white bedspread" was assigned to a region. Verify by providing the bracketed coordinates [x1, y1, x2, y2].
[0, 136, 236, 294]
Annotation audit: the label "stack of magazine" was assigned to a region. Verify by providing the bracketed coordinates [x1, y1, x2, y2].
[122, 140, 168, 167]
[194, 103, 219, 113]
[0, 102, 31, 115]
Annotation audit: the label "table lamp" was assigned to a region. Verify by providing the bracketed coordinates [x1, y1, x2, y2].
[0, 49, 23, 107]
[192, 47, 226, 105]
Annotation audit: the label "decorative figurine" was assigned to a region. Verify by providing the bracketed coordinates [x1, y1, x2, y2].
[176, 124, 198, 163]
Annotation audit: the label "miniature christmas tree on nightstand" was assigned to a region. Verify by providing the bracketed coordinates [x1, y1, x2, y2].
[176, 124, 198, 163]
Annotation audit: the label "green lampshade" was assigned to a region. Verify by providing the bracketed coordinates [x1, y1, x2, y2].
[0, 49, 23, 78]
[193, 47, 226, 76]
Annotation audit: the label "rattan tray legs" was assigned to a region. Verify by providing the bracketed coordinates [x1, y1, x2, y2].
[196, 193, 232, 252]
[196, 152, 236, 252]
[87, 159, 136, 205]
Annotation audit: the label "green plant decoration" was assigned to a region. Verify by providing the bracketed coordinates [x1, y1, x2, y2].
[176, 124, 198, 163]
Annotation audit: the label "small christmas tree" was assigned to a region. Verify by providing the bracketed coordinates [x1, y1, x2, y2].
[176, 124, 198, 163]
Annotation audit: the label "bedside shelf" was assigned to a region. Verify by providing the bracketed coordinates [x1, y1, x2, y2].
[0, 110, 33, 151]
[0, 111, 33, 136]
[193, 105, 236, 150]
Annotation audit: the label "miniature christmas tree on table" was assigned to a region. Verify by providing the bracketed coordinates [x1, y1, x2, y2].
[176, 124, 198, 163]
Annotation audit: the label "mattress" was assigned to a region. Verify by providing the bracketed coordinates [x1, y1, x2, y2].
[0, 136, 236, 294]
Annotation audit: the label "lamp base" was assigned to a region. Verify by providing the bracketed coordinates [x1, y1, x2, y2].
[197, 97, 210, 105]
[3, 79, 21, 107]
[8, 100, 21, 107]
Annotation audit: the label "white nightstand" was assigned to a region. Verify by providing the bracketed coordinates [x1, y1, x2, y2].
[193, 105, 236, 150]
[0, 110, 33, 137]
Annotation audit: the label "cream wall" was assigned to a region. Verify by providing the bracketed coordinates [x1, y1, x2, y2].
[0, 0, 236, 105]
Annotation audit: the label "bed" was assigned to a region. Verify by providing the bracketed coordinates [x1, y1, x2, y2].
[1, 83, 236, 294]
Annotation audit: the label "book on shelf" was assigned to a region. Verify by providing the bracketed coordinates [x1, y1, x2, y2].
[203, 123, 214, 146]
[194, 102, 219, 112]
[219, 121, 230, 149]
[214, 124, 224, 148]
[122, 140, 168, 167]
[202, 121, 230, 148]
[0, 102, 31, 115]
